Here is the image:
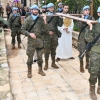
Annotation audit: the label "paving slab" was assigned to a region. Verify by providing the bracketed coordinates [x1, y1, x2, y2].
[4, 32, 100, 100]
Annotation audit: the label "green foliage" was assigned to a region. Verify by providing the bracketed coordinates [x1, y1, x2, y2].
[40, 0, 100, 19]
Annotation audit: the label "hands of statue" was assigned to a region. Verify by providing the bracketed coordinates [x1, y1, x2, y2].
[29, 33, 36, 39]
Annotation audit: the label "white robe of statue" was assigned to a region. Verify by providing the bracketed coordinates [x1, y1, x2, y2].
[56, 16, 74, 59]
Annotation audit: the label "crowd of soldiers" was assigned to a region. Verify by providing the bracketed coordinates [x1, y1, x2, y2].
[1, 2, 100, 100]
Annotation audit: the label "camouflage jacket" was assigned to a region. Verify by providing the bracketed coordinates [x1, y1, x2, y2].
[8, 13, 21, 29]
[0, 17, 9, 28]
[78, 15, 94, 39]
[25, 12, 31, 18]
[46, 14, 63, 35]
[85, 21, 100, 53]
[21, 16, 48, 42]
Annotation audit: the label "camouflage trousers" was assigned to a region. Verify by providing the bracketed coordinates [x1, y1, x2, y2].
[26, 38, 44, 67]
[78, 37, 90, 61]
[11, 29, 21, 44]
[88, 51, 100, 85]
[44, 34, 58, 60]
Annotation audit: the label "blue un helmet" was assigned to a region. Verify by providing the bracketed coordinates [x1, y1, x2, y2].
[42, 5, 47, 9]
[47, 3, 54, 8]
[97, 7, 100, 13]
[31, 5, 39, 10]
[58, 2, 62, 7]
[12, 7, 18, 11]
[83, 5, 90, 10]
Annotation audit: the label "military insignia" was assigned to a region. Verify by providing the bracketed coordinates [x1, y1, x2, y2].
[63, 17, 72, 27]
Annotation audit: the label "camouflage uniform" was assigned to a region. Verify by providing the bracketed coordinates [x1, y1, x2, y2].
[8, 13, 21, 49]
[85, 22, 100, 85]
[21, 16, 47, 77]
[0, 17, 9, 28]
[85, 21, 100, 100]
[77, 15, 94, 72]
[44, 15, 63, 70]
[25, 12, 31, 18]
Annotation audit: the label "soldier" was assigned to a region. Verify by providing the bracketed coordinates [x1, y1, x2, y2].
[85, 7, 100, 100]
[44, 3, 63, 70]
[56, 2, 63, 13]
[6, 3, 12, 20]
[21, 5, 47, 78]
[78, 6, 94, 73]
[25, 7, 32, 18]
[40, 5, 47, 14]
[24, 7, 38, 63]
[8, 7, 22, 49]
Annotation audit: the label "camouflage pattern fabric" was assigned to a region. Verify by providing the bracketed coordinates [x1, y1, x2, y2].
[8, 13, 21, 44]
[44, 15, 63, 60]
[0, 17, 9, 28]
[77, 15, 94, 61]
[88, 51, 100, 85]
[85, 22, 100, 85]
[21, 16, 47, 66]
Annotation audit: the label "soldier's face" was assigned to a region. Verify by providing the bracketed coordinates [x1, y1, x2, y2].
[42, 8, 46, 12]
[48, 7, 54, 12]
[13, 10, 17, 14]
[63, 6, 69, 13]
[59, 4, 63, 8]
[97, 12, 100, 17]
[83, 9, 90, 15]
[32, 9, 39, 15]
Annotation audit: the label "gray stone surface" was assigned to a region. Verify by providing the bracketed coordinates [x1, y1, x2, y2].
[0, 30, 13, 100]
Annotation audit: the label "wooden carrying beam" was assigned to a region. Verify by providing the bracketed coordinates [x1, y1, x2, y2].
[56, 13, 98, 24]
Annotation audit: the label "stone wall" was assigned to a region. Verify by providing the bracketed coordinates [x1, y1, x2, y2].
[0, 29, 13, 100]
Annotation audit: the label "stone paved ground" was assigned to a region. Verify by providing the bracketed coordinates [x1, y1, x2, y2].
[5, 32, 100, 100]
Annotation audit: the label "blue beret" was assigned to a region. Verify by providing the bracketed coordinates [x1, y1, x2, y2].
[97, 7, 100, 12]
[31, 5, 39, 10]
[42, 5, 47, 9]
[83, 6, 90, 10]
[58, 2, 62, 6]
[12, 7, 18, 11]
[47, 3, 54, 8]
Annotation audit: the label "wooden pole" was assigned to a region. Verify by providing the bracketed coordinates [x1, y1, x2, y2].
[90, 0, 93, 16]
[56, 13, 98, 24]
[36, 0, 38, 5]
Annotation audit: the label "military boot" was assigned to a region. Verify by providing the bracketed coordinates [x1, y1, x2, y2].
[97, 83, 100, 94]
[85, 60, 89, 69]
[80, 61, 85, 73]
[51, 59, 59, 69]
[12, 44, 15, 49]
[18, 43, 21, 48]
[89, 85, 97, 100]
[27, 66, 32, 78]
[38, 66, 46, 76]
[44, 60, 48, 70]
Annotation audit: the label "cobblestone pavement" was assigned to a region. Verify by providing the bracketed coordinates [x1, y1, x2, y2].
[5, 32, 100, 100]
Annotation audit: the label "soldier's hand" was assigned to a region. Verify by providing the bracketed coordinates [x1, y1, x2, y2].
[29, 33, 36, 39]
[49, 31, 54, 35]
[81, 14, 84, 19]
[87, 21, 93, 30]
